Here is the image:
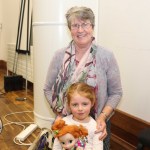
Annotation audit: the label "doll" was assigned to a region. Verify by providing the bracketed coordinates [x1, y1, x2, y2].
[51, 119, 88, 150]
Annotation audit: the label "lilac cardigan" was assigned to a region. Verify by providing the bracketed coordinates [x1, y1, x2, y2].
[44, 43, 123, 117]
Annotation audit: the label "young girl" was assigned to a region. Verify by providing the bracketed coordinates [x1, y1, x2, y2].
[52, 82, 103, 150]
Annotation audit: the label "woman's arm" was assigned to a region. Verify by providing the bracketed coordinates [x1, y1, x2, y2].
[96, 49, 123, 140]
[43, 49, 64, 107]
[105, 51, 123, 109]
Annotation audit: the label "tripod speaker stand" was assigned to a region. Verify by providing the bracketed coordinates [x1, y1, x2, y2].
[15, 0, 32, 101]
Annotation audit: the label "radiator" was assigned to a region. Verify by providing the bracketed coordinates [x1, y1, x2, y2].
[7, 43, 33, 83]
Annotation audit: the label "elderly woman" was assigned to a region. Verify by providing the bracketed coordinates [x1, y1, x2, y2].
[44, 6, 123, 149]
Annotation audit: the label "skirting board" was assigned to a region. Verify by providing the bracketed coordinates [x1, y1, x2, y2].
[110, 109, 150, 149]
[0, 60, 7, 70]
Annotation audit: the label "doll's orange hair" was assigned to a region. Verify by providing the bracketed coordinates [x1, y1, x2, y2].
[51, 119, 88, 138]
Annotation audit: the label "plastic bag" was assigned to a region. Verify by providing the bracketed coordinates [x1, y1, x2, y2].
[28, 129, 53, 150]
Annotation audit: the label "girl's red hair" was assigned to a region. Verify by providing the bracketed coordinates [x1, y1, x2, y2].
[66, 82, 96, 106]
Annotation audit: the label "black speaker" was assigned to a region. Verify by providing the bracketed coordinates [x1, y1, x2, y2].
[4, 75, 24, 92]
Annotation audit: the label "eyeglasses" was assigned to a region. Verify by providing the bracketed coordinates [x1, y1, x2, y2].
[71, 23, 92, 30]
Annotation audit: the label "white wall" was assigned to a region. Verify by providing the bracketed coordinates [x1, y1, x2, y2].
[0, 0, 20, 61]
[99, 0, 150, 122]
[0, 0, 3, 59]
[0, 0, 2, 21]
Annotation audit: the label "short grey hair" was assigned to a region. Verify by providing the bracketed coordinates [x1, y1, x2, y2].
[65, 6, 95, 30]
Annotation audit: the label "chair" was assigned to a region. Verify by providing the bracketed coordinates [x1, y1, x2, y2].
[137, 128, 150, 150]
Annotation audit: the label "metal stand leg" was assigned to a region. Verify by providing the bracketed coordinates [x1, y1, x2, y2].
[15, 0, 31, 101]
[15, 53, 28, 101]
[25, 53, 28, 99]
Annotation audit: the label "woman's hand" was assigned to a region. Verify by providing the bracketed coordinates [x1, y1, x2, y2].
[95, 114, 107, 140]
[95, 106, 114, 140]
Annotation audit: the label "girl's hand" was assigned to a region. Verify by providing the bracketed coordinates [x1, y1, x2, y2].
[95, 115, 107, 140]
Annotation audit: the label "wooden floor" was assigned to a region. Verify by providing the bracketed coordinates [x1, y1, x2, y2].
[0, 69, 41, 150]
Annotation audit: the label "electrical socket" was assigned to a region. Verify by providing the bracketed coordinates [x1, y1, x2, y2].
[16, 124, 38, 141]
